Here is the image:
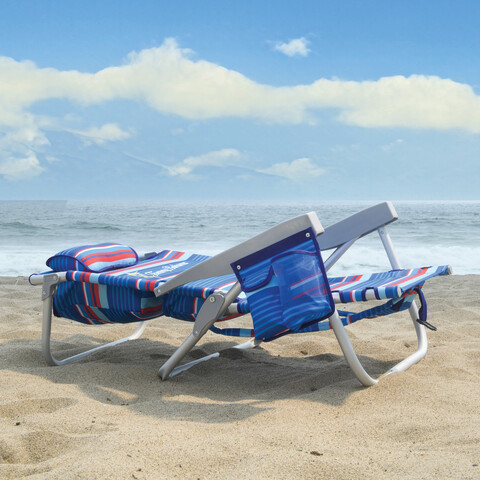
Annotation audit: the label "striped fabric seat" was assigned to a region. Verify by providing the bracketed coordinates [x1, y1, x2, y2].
[50, 245, 450, 341]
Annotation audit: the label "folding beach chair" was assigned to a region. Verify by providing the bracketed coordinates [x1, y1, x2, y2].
[30, 202, 450, 386]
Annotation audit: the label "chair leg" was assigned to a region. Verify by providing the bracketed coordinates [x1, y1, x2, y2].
[41, 274, 147, 366]
[330, 304, 428, 386]
[384, 302, 428, 376]
[377, 226, 429, 375]
[158, 283, 243, 380]
[329, 311, 378, 387]
[161, 338, 261, 379]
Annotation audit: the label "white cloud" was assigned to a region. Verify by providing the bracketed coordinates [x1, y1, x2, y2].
[2, 39, 480, 130]
[73, 123, 133, 145]
[257, 157, 326, 182]
[0, 115, 49, 180]
[133, 149, 325, 184]
[0, 153, 44, 181]
[274, 37, 311, 57]
[3, 38, 480, 180]
[165, 148, 242, 177]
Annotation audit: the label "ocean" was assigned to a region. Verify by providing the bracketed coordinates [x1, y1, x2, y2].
[0, 200, 478, 277]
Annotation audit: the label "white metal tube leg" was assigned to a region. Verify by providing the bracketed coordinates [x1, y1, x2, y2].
[329, 311, 378, 387]
[41, 274, 147, 366]
[158, 283, 242, 380]
[378, 226, 428, 374]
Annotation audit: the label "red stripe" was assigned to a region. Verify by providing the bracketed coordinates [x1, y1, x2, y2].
[291, 286, 321, 301]
[330, 274, 362, 290]
[103, 251, 186, 275]
[80, 248, 134, 261]
[93, 284, 101, 307]
[139, 305, 163, 315]
[80, 272, 91, 283]
[74, 305, 94, 325]
[83, 252, 135, 266]
[84, 305, 108, 324]
[291, 273, 318, 288]
[387, 268, 428, 287]
[88, 283, 96, 306]
[168, 251, 185, 261]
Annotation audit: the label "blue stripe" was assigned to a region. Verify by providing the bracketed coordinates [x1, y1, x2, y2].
[51, 243, 450, 333]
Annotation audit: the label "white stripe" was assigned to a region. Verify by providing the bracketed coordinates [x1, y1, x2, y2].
[74, 304, 94, 325]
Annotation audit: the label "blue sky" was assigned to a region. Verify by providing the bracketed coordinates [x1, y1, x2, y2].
[1, 0, 479, 201]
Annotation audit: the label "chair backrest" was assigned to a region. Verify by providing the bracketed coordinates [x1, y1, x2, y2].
[317, 201, 398, 250]
[232, 227, 335, 341]
[155, 211, 324, 296]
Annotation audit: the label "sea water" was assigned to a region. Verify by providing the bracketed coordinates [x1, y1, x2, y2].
[0, 200, 478, 277]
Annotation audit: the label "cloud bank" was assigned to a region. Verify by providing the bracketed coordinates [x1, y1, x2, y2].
[3, 38, 480, 129]
[2, 37, 480, 180]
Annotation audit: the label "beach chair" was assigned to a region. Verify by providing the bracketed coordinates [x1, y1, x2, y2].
[30, 202, 450, 386]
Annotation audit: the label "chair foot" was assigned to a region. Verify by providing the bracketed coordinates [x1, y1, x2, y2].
[159, 338, 260, 380]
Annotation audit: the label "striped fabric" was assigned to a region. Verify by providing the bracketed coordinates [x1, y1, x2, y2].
[49, 243, 450, 339]
[47, 243, 138, 272]
[231, 228, 335, 341]
[328, 266, 450, 302]
[52, 249, 213, 324]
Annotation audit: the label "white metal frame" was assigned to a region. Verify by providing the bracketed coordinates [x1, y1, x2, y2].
[324, 225, 427, 387]
[156, 202, 429, 384]
[30, 212, 323, 369]
[30, 272, 147, 366]
[31, 202, 431, 386]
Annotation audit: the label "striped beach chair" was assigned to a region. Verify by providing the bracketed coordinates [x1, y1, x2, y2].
[30, 202, 451, 386]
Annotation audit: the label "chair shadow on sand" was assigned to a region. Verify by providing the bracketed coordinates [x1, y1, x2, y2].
[2, 330, 403, 424]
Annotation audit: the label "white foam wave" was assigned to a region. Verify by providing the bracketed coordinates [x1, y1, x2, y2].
[2, 242, 477, 277]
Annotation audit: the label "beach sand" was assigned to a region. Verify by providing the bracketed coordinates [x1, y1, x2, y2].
[0, 275, 479, 479]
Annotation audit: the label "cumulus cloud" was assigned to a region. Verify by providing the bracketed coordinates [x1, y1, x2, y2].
[274, 37, 311, 57]
[133, 149, 324, 184]
[257, 157, 326, 182]
[2, 38, 480, 128]
[0, 114, 49, 180]
[165, 148, 242, 177]
[73, 123, 133, 145]
[2, 37, 480, 180]
[0, 153, 44, 181]
[2, 38, 480, 131]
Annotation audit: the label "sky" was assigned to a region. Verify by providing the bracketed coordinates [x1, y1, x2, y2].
[1, 0, 480, 202]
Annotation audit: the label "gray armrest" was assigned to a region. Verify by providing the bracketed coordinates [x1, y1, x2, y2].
[317, 202, 398, 251]
[155, 211, 323, 296]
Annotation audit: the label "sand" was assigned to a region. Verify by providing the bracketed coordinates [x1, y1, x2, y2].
[0, 274, 479, 479]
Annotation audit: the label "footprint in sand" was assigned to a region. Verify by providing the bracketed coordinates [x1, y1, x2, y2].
[0, 397, 77, 418]
[0, 431, 73, 464]
[0, 398, 79, 465]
